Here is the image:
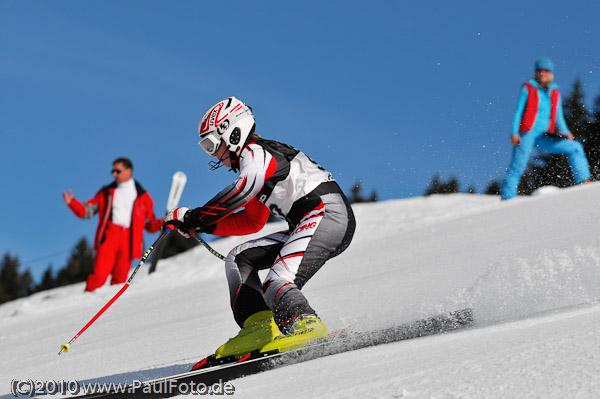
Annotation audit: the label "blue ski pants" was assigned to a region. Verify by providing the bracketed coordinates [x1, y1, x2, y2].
[501, 130, 591, 200]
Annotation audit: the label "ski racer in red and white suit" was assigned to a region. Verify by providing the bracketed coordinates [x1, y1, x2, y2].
[165, 97, 355, 357]
[195, 138, 354, 327]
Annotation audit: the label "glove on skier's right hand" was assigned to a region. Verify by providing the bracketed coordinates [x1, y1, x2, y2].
[164, 207, 194, 238]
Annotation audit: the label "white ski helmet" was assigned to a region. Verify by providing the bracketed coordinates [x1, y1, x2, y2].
[198, 97, 255, 154]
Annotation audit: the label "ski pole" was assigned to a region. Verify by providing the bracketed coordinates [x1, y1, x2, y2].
[193, 233, 226, 261]
[58, 228, 172, 355]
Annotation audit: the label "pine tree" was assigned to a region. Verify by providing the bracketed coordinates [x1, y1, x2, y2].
[368, 190, 378, 202]
[0, 284, 7, 305]
[425, 174, 460, 196]
[36, 265, 57, 292]
[0, 253, 21, 303]
[563, 79, 589, 137]
[55, 237, 95, 287]
[593, 95, 600, 126]
[444, 177, 460, 194]
[584, 95, 600, 178]
[424, 175, 441, 196]
[517, 167, 537, 196]
[350, 181, 365, 203]
[18, 269, 34, 298]
[535, 153, 574, 188]
[484, 180, 501, 195]
[0, 253, 32, 304]
[349, 180, 378, 204]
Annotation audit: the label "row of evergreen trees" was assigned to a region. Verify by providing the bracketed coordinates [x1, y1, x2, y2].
[0, 238, 94, 304]
[0, 233, 197, 304]
[349, 180, 378, 203]
[425, 79, 600, 196]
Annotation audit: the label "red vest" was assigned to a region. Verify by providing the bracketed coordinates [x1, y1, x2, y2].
[519, 82, 560, 133]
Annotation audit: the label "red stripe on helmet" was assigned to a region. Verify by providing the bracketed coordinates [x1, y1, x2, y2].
[215, 102, 230, 125]
[200, 103, 222, 134]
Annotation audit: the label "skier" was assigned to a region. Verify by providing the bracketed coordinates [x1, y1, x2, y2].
[63, 157, 163, 291]
[501, 57, 592, 200]
[164, 97, 355, 359]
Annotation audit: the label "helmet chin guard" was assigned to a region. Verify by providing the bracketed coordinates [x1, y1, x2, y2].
[198, 97, 255, 155]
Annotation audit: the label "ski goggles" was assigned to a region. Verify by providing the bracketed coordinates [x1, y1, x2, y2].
[198, 132, 221, 155]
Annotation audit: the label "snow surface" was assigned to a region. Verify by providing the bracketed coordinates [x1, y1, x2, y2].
[2, 183, 600, 398]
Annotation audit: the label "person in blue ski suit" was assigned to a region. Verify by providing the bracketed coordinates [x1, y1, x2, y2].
[501, 57, 592, 200]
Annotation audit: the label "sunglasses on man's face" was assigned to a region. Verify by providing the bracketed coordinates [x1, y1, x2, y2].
[111, 169, 123, 175]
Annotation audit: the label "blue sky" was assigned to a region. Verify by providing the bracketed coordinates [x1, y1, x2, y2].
[1, 1, 599, 282]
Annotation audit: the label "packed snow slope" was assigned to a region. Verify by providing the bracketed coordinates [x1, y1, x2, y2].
[2, 183, 600, 398]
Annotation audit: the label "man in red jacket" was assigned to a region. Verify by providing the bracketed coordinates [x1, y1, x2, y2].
[63, 158, 163, 292]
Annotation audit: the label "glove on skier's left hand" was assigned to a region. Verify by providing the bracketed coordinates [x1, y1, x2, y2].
[164, 207, 195, 238]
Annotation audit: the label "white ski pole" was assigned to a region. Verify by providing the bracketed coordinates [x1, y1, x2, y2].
[149, 171, 187, 274]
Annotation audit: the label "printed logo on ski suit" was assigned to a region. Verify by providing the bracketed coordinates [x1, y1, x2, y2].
[293, 222, 318, 235]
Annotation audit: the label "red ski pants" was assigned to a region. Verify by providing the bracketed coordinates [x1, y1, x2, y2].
[86, 222, 132, 292]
